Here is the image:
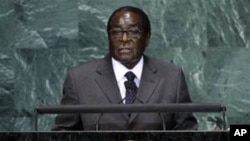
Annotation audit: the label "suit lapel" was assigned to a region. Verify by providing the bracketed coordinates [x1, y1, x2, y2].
[95, 55, 122, 104]
[129, 57, 160, 123]
[95, 55, 160, 123]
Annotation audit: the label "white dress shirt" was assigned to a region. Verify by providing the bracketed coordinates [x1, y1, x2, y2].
[112, 57, 144, 103]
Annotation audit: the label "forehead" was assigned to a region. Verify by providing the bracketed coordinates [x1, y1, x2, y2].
[109, 11, 143, 28]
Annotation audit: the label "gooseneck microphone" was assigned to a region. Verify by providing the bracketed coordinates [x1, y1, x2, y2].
[121, 81, 143, 104]
[158, 113, 166, 130]
[95, 84, 166, 130]
[124, 81, 166, 130]
[124, 81, 137, 92]
[95, 113, 103, 131]
[95, 81, 140, 131]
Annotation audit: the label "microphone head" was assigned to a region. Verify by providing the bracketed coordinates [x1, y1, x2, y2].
[124, 81, 137, 91]
[124, 81, 144, 104]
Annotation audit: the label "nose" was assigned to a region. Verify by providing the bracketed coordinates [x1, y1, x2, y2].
[121, 31, 129, 41]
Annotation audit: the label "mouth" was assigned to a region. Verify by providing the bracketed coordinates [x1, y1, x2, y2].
[118, 48, 132, 54]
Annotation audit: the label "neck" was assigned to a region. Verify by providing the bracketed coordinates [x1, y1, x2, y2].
[122, 62, 137, 69]
[122, 58, 141, 69]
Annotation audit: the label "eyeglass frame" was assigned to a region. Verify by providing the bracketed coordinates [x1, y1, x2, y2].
[108, 27, 144, 39]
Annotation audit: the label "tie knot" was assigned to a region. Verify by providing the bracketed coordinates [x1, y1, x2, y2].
[125, 71, 136, 81]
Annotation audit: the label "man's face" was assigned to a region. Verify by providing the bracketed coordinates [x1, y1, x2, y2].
[108, 11, 150, 68]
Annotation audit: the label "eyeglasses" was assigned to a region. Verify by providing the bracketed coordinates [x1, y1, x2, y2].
[109, 28, 143, 38]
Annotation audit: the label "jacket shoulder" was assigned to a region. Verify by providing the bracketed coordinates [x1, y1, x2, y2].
[146, 57, 182, 72]
[68, 58, 104, 75]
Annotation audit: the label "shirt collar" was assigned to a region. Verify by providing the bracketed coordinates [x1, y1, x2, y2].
[112, 57, 144, 81]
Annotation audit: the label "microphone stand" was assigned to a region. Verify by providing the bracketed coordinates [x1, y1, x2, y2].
[158, 113, 166, 130]
[95, 85, 166, 131]
[95, 113, 103, 131]
[125, 81, 167, 130]
[95, 81, 139, 131]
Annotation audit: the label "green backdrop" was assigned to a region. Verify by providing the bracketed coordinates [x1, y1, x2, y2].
[0, 0, 249, 131]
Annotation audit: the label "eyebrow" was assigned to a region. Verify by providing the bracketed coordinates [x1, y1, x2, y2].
[110, 24, 141, 29]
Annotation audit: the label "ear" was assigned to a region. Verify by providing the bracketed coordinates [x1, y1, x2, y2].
[108, 34, 113, 43]
[145, 32, 151, 47]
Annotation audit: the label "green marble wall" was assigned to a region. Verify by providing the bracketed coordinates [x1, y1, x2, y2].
[0, 0, 249, 131]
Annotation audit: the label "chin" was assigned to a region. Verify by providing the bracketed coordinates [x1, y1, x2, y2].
[115, 53, 131, 60]
[120, 57, 139, 64]
[119, 58, 133, 64]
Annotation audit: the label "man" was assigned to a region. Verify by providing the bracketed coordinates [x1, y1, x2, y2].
[52, 6, 197, 130]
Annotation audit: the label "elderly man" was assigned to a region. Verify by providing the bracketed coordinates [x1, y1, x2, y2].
[52, 6, 197, 131]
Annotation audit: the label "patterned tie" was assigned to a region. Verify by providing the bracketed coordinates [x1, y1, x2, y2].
[124, 71, 137, 104]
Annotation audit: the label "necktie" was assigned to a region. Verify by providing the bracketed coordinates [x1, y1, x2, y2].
[124, 71, 137, 104]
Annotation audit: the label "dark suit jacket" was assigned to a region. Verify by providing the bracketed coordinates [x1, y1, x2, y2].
[52, 54, 197, 131]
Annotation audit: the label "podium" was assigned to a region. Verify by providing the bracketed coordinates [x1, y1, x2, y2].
[0, 131, 229, 141]
[0, 104, 229, 141]
[35, 103, 227, 130]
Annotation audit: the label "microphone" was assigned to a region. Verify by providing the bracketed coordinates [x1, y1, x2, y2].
[124, 81, 143, 104]
[158, 113, 166, 130]
[95, 81, 166, 130]
[124, 81, 166, 130]
[117, 81, 143, 104]
[95, 81, 141, 130]
[95, 113, 103, 131]
[124, 81, 137, 92]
